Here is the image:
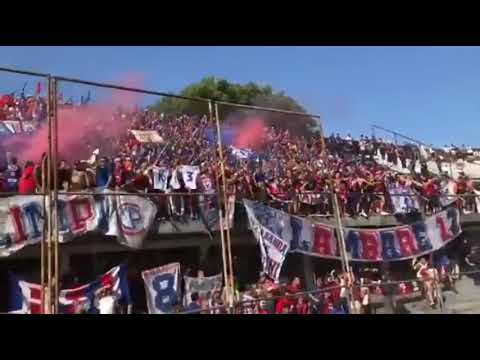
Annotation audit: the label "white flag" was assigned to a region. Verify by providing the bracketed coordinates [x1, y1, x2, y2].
[152, 166, 169, 191]
[180, 165, 200, 190]
[142, 262, 180, 314]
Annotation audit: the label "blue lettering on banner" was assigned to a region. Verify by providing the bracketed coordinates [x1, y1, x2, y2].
[152, 273, 177, 313]
[345, 230, 361, 259]
[411, 222, 433, 252]
[22, 203, 43, 240]
[57, 199, 70, 232]
[97, 195, 110, 233]
[119, 204, 143, 234]
[380, 230, 401, 260]
[446, 207, 460, 235]
[290, 216, 302, 251]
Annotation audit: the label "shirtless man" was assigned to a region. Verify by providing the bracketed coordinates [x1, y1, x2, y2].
[412, 257, 439, 308]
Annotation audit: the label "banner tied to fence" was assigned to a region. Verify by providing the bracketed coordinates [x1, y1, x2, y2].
[0, 190, 235, 257]
[244, 199, 462, 274]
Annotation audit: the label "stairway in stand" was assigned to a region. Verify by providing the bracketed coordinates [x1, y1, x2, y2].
[404, 276, 480, 314]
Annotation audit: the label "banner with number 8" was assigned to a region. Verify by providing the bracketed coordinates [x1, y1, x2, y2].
[142, 262, 181, 314]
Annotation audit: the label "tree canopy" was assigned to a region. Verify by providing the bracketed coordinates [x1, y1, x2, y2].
[150, 77, 319, 136]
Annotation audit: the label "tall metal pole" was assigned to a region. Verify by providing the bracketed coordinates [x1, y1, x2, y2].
[51, 78, 59, 314]
[331, 192, 356, 314]
[316, 113, 354, 311]
[214, 102, 235, 308]
[208, 101, 232, 309]
[46, 75, 54, 314]
[40, 78, 48, 314]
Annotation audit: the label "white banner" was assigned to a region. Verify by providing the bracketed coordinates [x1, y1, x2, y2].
[0, 190, 157, 256]
[179, 165, 200, 190]
[183, 274, 222, 308]
[244, 200, 290, 281]
[152, 166, 170, 191]
[231, 146, 254, 159]
[142, 262, 180, 314]
[130, 130, 164, 143]
[107, 193, 157, 249]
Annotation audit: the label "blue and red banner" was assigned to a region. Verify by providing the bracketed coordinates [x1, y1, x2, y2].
[244, 199, 462, 263]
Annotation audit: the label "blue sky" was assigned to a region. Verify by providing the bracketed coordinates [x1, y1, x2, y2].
[0, 46, 479, 147]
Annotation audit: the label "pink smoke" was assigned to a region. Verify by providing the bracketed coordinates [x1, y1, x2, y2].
[234, 117, 266, 150]
[4, 74, 144, 164]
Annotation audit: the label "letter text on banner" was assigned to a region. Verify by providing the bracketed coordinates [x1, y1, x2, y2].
[359, 231, 381, 261]
[411, 222, 433, 252]
[436, 212, 453, 243]
[380, 230, 401, 261]
[244, 200, 462, 263]
[70, 197, 95, 233]
[142, 262, 180, 314]
[290, 216, 314, 252]
[313, 224, 336, 257]
[346, 230, 361, 259]
[396, 227, 418, 257]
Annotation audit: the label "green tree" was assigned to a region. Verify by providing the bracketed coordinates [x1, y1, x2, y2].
[150, 77, 318, 136]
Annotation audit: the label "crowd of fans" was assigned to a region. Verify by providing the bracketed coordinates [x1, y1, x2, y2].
[175, 265, 443, 314]
[1, 88, 479, 314]
[176, 243, 470, 315]
[0, 91, 478, 221]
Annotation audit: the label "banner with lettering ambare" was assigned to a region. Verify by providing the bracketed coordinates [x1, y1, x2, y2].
[244, 199, 462, 263]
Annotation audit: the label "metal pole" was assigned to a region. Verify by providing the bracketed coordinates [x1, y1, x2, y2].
[0, 66, 50, 78]
[40, 77, 48, 314]
[52, 78, 59, 314]
[372, 125, 430, 148]
[40, 167, 46, 314]
[318, 115, 356, 312]
[46, 75, 54, 314]
[331, 192, 356, 314]
[208, 100, 232, 309]
[214, 102, 235, 307]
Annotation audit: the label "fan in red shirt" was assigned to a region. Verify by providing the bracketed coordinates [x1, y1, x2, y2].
[19, 161, 37, 193]
[275, 287, 294, 314]
[112, 158, 127, 189]
[287, 277, 302, 294]
[295, 297, 309, 314]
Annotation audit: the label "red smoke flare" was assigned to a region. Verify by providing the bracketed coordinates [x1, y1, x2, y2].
[3, 74, 144, 165]
[234, 117, 266, 150]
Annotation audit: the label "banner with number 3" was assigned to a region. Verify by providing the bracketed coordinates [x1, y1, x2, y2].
[142, 262, 181, 314]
